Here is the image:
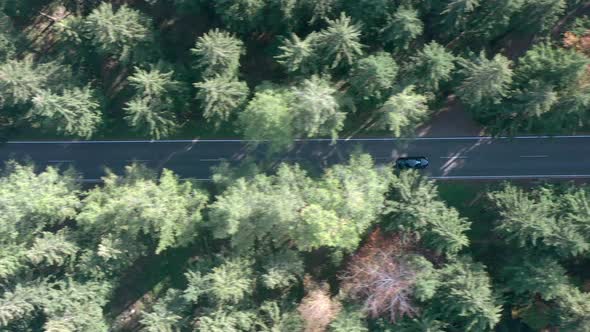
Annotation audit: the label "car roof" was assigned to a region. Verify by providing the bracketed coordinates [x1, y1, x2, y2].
[398, 156, 428, 160]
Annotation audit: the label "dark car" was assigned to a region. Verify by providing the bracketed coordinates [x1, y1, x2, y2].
[395, 156, 429, 169]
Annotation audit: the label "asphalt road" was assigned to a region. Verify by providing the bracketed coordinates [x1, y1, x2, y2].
[1, 135, 590, 181]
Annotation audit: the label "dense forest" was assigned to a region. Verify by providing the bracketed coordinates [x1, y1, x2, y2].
[2, 158, 590, 331]
[0, 0, 589, 141]
[2, 0, 590, 331]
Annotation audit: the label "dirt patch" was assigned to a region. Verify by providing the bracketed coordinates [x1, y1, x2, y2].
[416, 95, 485, 137]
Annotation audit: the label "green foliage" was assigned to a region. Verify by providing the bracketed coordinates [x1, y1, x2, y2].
[84, 3, 151, 62]
[194, 75, 249, 126]
[316, 12, 364, 69]
[26, 230, 78, 267]
[275, 33, 317, 74]
[517, 0, 565, 33]
[78, 166, 208, 255]
[129, 66, 180, 98]
[0, 56, 58, 107]
[213, 0, 266, 34]
[378, 86, 429, 137]
[0, 163, 79, 245]
[457, 52, 513, 107]
[209, 154, 389, 252]
[385, 171, 470, 256]
[431, 258, 501, 331]
[260, 249, 304, 290]
[349, 52, 398, 101]
[238, 87, 294, 153]
[191, 29, 245, 78]
[291, 75, 345, 139]
[124, 66, 180, 139]
[28, 86, 101, 138]
[380, 6, 423, 50]
[124, 97, 177, 139]
[198, 309, 258, 332]
[184, 258, 254, 306]
[329, 305, 368, 332]
[515, 42, 589, 90]
[489, 184, 590, 257]
[409, 42, 456, 93]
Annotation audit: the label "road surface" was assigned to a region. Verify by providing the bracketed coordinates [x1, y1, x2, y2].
[1, 135, 590, 181]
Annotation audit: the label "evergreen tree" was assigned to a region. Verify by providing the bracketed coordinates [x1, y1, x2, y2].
[25, 230, 78, 267]
[191, 29, 245, 78]
[78, 166, 208, 255]
[517, 0, 565, 33]
[29, 86, 101, 138]
[84, 3, 151, 62]
[409, 42, 456, 93]
[0, 162, 79, 245]
[0, 56, 57, 107]
[237, 87, 294, 153]
[316, 12, 364, 69]
[128, 66, 179, 98]
[380, 6, 423, 50]
[378, 86, 429, 137]
[184, 258, 254, 306]
[275, 33, 317, 74]
[457, 52, 513, 107]
[194, 75, 249, 126]
[431, 258, 501, 331]
[125, 66, 180, 139]
[291, 75, 345, 139]
[213, 0, 266, 34]
[385, 171, 470, 256]
[209, 154, 389, 253]
[349, 52, 398, 101]
[124, 97, 176, 139]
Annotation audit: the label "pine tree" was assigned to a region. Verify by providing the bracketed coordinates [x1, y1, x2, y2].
[128, 66, 179, 98]
[209, 154, 389, 253]
[29, 86, 102, 138]
[517, 0, 565, 33]
[191, 29, 245, 78]
[0, 163, 79, 245]
[275, 33, 317, 74]
[349, 52, 398, 101]
[25, 230, 78, 267]
[184, 258, 254, 306]
[213, 0, 266, 34]
[0, 56, 57, 107]
[291, 75, 345, 140]
[125, 66, 180, 139]
[381, 6, 423, 50]
[457, 52, 513, 107]
[431, 258, 501, 331]
[441, 0, 480, 32]
[194, 75, 249, 126]
[124, 97, 176, 139]
[409, 42, 456, 93]
[315, 12, 364, 69]
[84, 3, 151, 62]
[378, 86, 429, 137]
[385, 171, 470, 256]
[78, 167, 208, 255]
[237, 88, 294, 153]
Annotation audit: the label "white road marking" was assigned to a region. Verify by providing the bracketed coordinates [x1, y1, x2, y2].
[430, 174, 590, 180]
[440, 156, 468, 159]
[80, 177, 213, 183]
[47, 160, 74, 163]
[7, 134, 590, 144]
[519, 155, 548, 158]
